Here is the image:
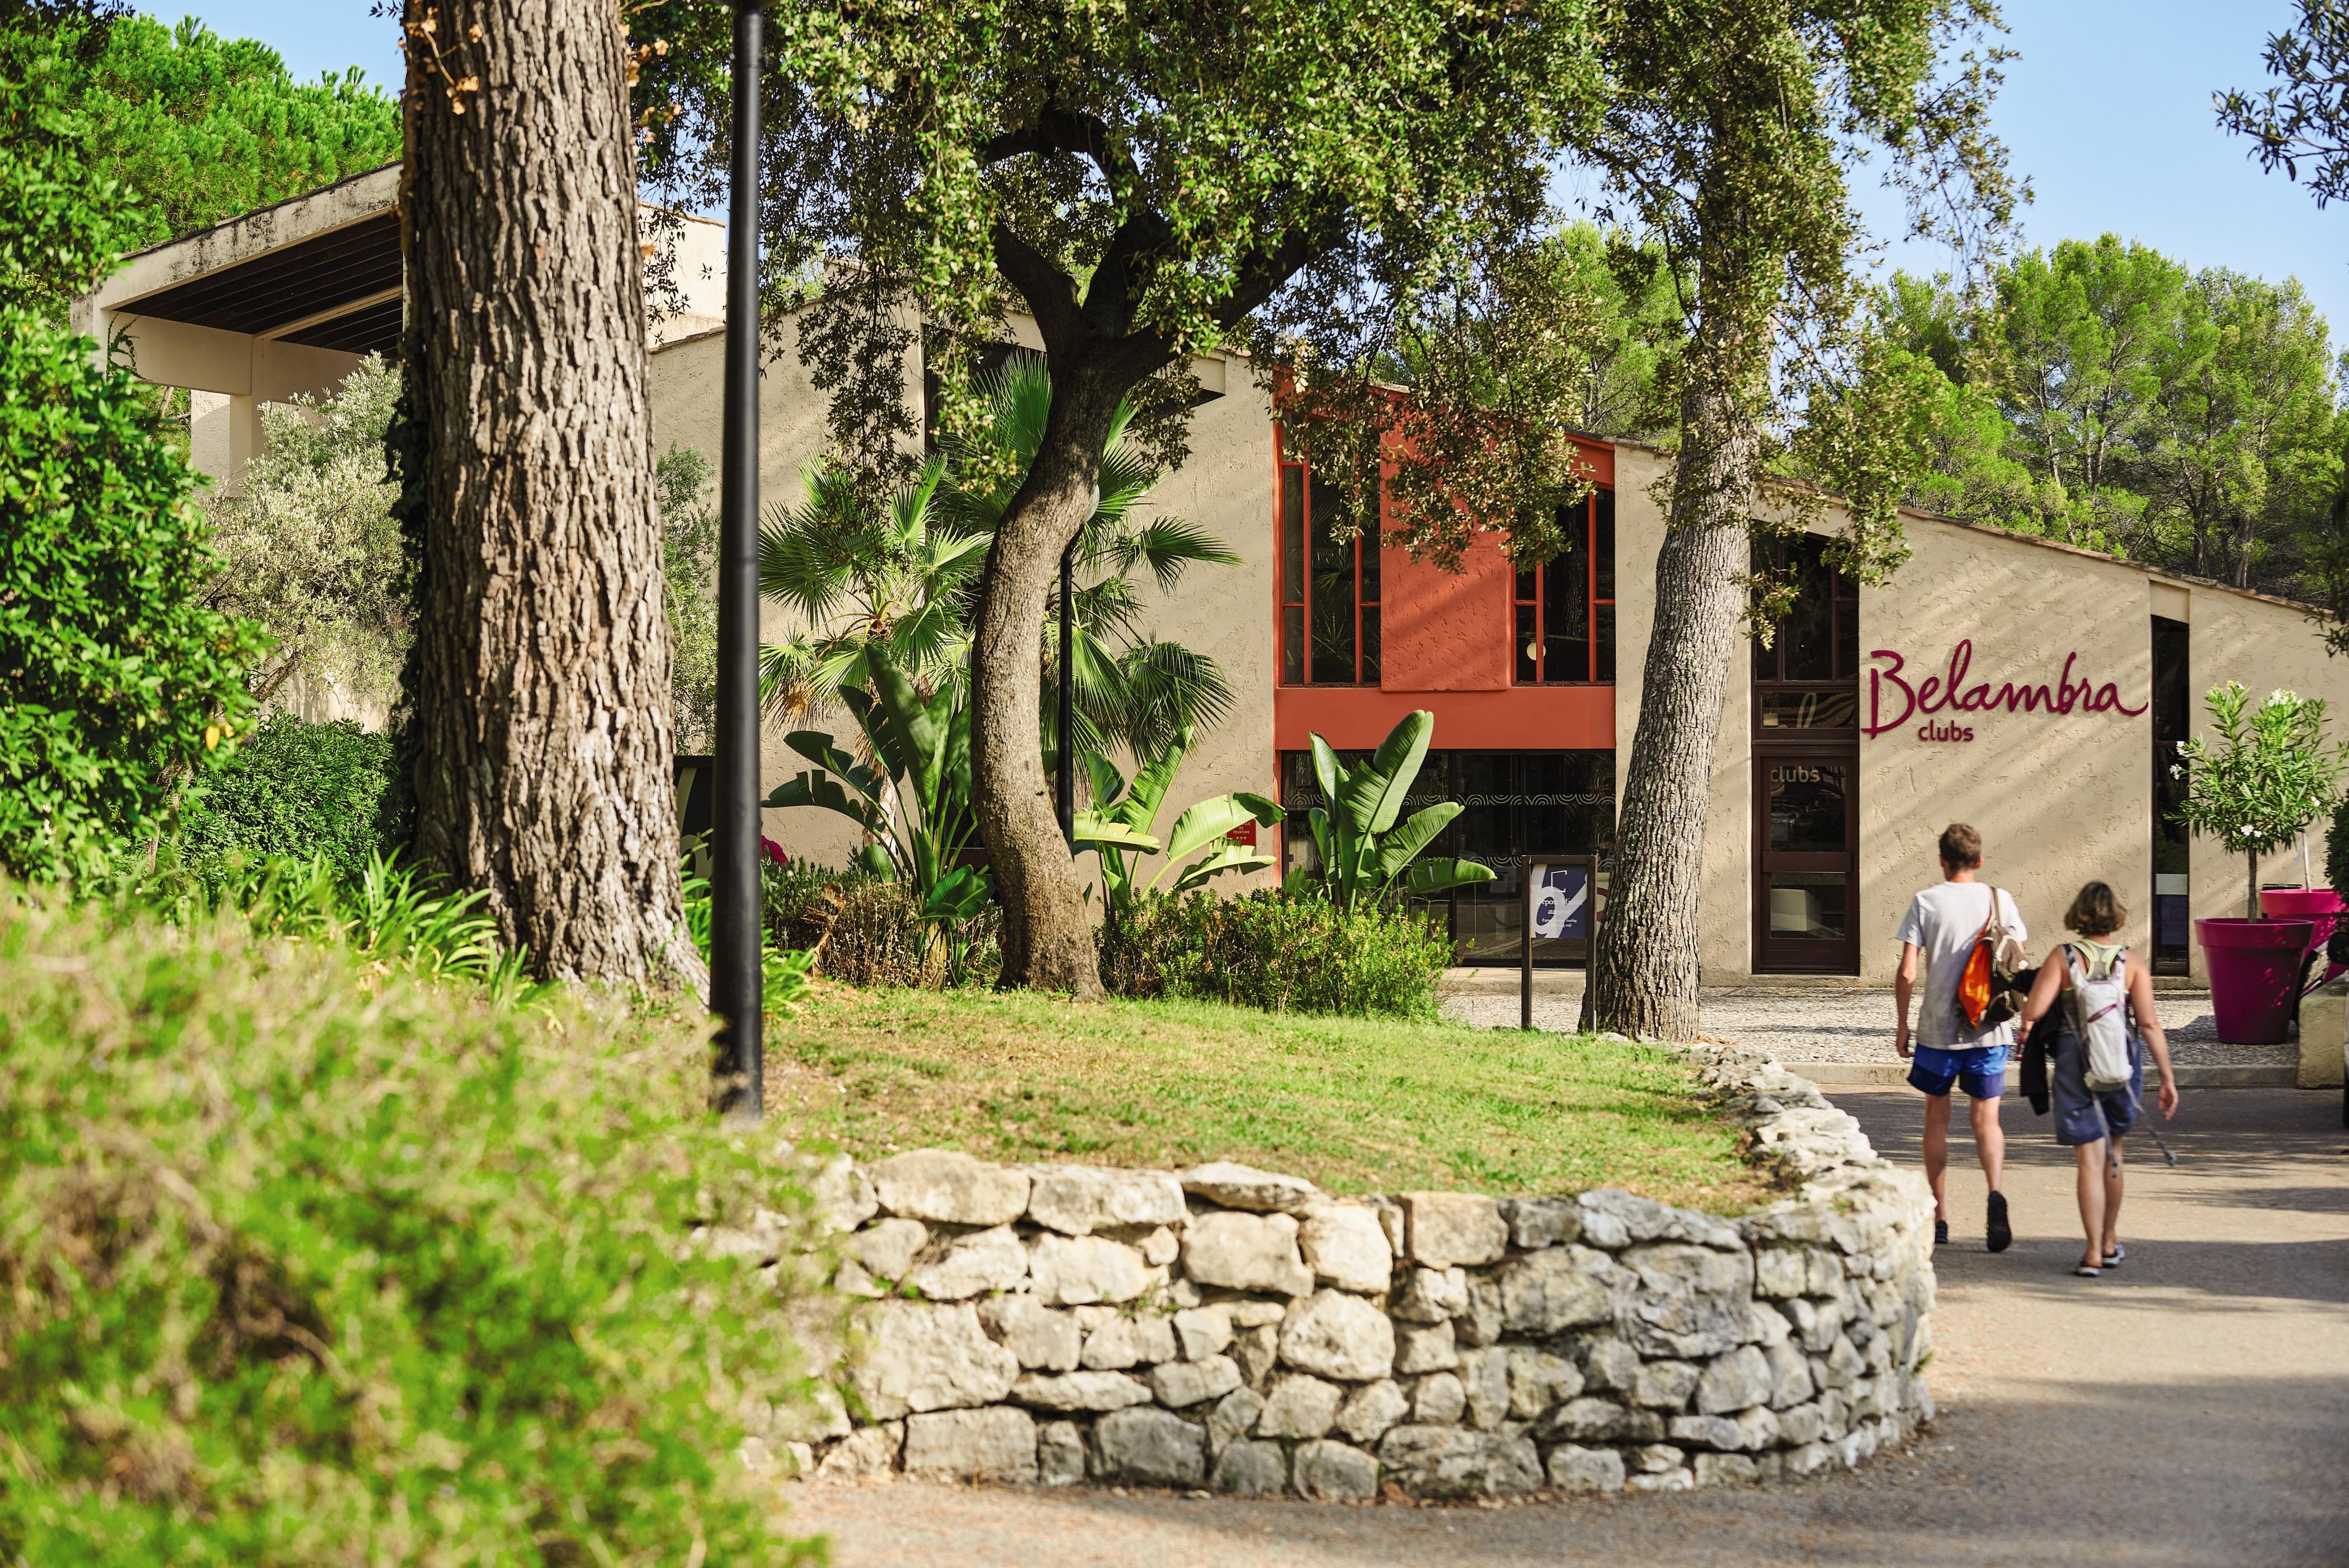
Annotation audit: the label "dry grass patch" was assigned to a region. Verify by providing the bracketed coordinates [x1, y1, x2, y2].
[765, 983, 1771, 1213]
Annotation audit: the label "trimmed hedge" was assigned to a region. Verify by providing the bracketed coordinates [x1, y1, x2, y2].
[172, 713, 405, 892]
[1101, 890, 1455, 1017]
[0, 890, 826, 1567]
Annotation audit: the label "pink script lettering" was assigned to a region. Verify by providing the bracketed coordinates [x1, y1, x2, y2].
[1864, 642, 2148, 738]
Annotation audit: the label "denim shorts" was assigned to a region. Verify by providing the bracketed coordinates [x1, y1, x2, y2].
[1907, 1043, 2010, 1101]
[2053, 1034, 2142, 1146]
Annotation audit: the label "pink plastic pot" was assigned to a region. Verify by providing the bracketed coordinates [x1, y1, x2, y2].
[2258, 887, 2344, 962]
[2197, 917, 2317, 1044]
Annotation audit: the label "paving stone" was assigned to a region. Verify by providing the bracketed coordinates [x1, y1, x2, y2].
[1293, 1438, 1380, 1501]
[903, 1408, 1038, 1484]
[1402, 1192, 1509, 1268]
[1278, 1290, 1396, 1382]
[1182, 1211, 1314, 1296]
[867, 1149, 1030, 1226]
[1092, 1408, 1206, 1486]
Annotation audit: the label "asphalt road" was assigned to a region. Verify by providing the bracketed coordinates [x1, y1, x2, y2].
[785, 1086, 2349, 1568]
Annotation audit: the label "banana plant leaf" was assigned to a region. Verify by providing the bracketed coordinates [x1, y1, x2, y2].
[1073, 810, 1161, 853]
[762, 770, 889, 839]
[921, 865, 992, 922]
[1336, 708, 1432, 835]
[1159, 795, 1268, 863]
[1171, 841, 1277, 892]
[1371, 800, 1464, 886]
[784, 730, 886, 797]
[1404, 856, 1497, 898]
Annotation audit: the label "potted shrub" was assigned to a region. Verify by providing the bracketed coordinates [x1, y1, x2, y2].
[2177, 683, 2348, 1042]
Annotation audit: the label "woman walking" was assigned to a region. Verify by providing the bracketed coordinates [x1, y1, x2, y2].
[2017, 882, 2180, 1277]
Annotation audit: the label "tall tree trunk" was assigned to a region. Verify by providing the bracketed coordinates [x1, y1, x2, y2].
[400, 0, 702, 988]
[1586, 220, 1767, 1039]
[969, 382, 1119, 998]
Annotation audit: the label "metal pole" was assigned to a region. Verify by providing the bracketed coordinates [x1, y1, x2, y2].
[1056, 541, 1076, 846]
[711, 0, 763, 1121]
[1521, 853, 1535, 1032]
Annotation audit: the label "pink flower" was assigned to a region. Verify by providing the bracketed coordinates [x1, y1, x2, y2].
[761, 837, 790, 867]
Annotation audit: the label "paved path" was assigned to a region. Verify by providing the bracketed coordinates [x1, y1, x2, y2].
[785, 1087, 2349, 1568]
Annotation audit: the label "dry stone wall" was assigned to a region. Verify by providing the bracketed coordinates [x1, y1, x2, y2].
[781, 1042, 1935, 1500]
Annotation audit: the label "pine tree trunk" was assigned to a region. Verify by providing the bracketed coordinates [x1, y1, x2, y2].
[1586, 278, 1765, 1039]
[969, 380, 1120, 998]
[399, 0, 703, 989]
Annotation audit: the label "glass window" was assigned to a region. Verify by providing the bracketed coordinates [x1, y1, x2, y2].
[1768, 872, 1849, 939]
[1515, 489, 1616, 684]
[1277, 440, 1380, 685]
[1765, 759, 1849, 854]
[1754, 535, 1859, 682]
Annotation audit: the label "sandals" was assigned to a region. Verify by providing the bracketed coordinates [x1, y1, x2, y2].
[2103, 1244, 2125, 1268]
[2073, 1262, 2101, 1278]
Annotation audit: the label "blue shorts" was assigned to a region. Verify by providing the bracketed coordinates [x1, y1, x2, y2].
[1908, 1044, 2009, 1101]
[2053, 1034, 2142, 1146]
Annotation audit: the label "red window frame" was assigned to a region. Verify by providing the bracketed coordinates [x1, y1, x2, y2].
[1275, 427, 1380, 686]
[1513, 489, 1615, 685]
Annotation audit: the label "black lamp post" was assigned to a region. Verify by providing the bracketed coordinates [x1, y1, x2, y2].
[711, 0, 763, 1120]
[1056, 541, 1075, 846]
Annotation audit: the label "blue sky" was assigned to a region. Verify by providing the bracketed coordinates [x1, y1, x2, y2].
[168, 1, 2349, 332]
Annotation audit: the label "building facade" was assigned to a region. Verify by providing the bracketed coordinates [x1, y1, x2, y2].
[87, 183, 2349, 986]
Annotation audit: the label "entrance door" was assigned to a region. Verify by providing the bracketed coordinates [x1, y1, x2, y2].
[1753, 749, 1860, 972]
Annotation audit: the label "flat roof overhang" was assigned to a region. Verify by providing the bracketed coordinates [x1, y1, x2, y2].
[121, 207, 404, 358]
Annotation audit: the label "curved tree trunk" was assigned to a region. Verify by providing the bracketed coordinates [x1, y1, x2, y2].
[1587, 284, 1765, 1040]
[400, 0, 704, 989]
[970, 380, 1122, 998]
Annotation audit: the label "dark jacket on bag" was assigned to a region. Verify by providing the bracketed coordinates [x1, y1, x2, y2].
[2021, 1008, 2059, 1115]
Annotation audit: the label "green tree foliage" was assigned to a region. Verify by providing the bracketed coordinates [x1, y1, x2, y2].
[0, 37, 265, 882]
[1879, 239, 2345, 594]
[657, 443, 720, 749]
[2176, 682, 2349, 915]
[172, 713, 404, 893]
[201, 355, 411, 707]
[0, 890, 823, 1567]
[2218, 0, 2349, 206]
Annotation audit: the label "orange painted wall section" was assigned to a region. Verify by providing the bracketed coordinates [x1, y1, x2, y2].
[1378, 530, 1513, 690]
[1273, 685, 1614, 752]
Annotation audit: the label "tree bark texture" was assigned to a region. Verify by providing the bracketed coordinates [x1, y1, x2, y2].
[1586, 326, 1762, 1040]
[400, 0, 703, 988]
[970, 379, 1126, 998]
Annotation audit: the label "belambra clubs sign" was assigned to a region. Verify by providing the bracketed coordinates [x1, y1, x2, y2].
[1864, 640, 2147, 742]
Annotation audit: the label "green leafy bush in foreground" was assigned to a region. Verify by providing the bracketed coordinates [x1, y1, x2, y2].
[172, 713, 405, 894]
[1102, 890, 1456, 1017]
[0, 890, 826, 1566]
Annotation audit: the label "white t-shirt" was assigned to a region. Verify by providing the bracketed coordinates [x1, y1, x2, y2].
[1896, 881, 2029, 1050]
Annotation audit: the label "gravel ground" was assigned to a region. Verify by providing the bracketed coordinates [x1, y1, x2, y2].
[786, 1087, 2349, 1568]
[1438, 985, 2300, 1067]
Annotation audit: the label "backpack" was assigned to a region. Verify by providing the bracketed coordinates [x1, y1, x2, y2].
[2064, 941, 2135, 1094]
[1955, 887, 2030, 1029]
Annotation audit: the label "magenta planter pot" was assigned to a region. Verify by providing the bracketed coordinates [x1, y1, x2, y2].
[2258, 887, 2345, 962]
[2197, 917, 2317, 1044]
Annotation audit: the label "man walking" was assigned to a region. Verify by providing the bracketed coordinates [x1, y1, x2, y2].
[1895, 823, 2024, 1251]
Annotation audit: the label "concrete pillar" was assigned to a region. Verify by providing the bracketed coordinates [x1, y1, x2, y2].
[189, 389, 233, 487]
[225, 394, 265, 494]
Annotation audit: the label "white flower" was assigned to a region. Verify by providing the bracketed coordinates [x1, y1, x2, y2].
[2169, 765, 2182, 778]
[2175, 740, 2188, 753]
[2268, 689, 2298, 706]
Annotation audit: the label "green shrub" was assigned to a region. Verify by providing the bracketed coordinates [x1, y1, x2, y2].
[763, 861, 1000, 989]
[172, 713, 405, 892]
[0, 890, 827, 1566]
[0, 40, 266, 882]
[2328, 794, 2349, 901]
[1103, 891, 1456, 1017]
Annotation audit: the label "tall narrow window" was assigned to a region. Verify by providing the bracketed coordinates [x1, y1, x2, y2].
[1276, 433, 1379, 685]
[1514, 489, 1616, 684]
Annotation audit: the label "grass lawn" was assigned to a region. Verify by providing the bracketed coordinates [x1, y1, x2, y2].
[765, 984, 1770, 1213]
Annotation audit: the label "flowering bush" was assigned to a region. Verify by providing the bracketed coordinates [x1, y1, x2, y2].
[2176, 682, 2349, 915]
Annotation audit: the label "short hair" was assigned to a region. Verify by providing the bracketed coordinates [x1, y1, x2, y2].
[1937, 823, 1982, 870]
[2066, 882, 2126, 938]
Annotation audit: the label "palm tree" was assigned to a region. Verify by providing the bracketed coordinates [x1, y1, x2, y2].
[756, 360, 1238, 768]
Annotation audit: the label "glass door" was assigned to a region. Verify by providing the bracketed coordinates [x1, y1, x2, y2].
[1753, 750, 1859, 972]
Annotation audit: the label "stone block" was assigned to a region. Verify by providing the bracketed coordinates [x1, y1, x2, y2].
[1079, 1313, 1178, 1369]
[1300, 1201, 1394, 1292]
[849, 1301, 1020, 1419]
[1409, 1372, 1466, 1425]
[1293, 1438, 1381, 1501]
[1694, 1452, 1760, 1487]
[1233, 1324, 1279, 1387]
[1008, 1370, 1155, 1412]
[1092, 1408, 1205, 1487]
[1667, 1414, 1744, 1451]
[1631, 1359, 1700, 1410]
[1499, 1196, 1582, 1250]
[1498, 1247, 1617, 1334]
[903, 1408, 1039, 1485]
[814, 1155, 879, 1233]
[1151, 1354, 1242, 1409]
[1748, 1299, 1793, 1347]
[1402, 1192, 1508, 1268]
[1697, 1345, 1775, 1414]
[868, 1149, 1029, 1226]
[1229, 1301, 1289, 1328]
[1534, 1397, 1664, 1444]
[1256, 1372, 1345, 1438]
[1457, 1346, 1509, 1430]
[815, 1423, 902, 1480]
[1546, 1443, 1626, 1493]
[1766, 1340, 1816, 1410]
[1577, 1188, 1673, 1244]
[1279, 1290, 1396, 1382]
[1630, 1442, 1685, 1473]
[1618, 1243, 1756, 1358]
[1140, 1226, 1180, 1267]
[1182, 1211, 1314, 1296]
[1391, 1265, 1470, 1324]
[1735, 1404, 1781, 1451]
[1172, 1305, 1234, 1361]
[1376, 1426, 1543, 1500]
[1366, 1195, 1408, 1255]
[1504, 1347, 1583, 1419]
[905, 1225, 1029, 1300]
[978, 1296, 1082, 1372]
[1579, 1336, 1640, 1392]
[1211, 1438, 1290, 1496]
[1753, 1247, 1809, 1299]
[1178, 1161, 1319, 1213]
[1207, 1386, 1265, 1454]
[1038, 1421, 1087, 1486]
[1457, 1277, 1504, 1347]
[1030, 1234, 1150, 1306]
[1025, 1166, 1187, 1235]
[1394, 1320, 1459, 1375]
[847, 1217, 928, 1281]
[1333, 1378, 1409, 1445]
